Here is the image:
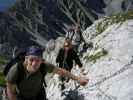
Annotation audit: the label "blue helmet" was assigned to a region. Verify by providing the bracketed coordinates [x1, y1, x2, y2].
[26, 46, 43, 58]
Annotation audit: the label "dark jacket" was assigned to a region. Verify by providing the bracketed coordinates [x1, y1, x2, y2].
[56, 48, 82, 71]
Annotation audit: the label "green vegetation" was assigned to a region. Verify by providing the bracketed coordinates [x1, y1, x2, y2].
[0, 71, 6, 87]
[0, 56, 9, 86]
[84, 48, 108, 63]
[0, 56, 8, 66]
[96, 11, 133, 34]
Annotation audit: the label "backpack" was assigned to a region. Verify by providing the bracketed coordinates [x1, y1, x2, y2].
[3, 50, 26, 76]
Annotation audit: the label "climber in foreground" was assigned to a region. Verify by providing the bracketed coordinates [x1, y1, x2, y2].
[5, 46, 88, 100]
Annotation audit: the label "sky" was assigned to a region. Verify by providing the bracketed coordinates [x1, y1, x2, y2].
[0, 0, 16, 11]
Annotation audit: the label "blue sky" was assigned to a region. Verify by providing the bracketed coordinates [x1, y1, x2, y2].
[0, 0, 16, 11]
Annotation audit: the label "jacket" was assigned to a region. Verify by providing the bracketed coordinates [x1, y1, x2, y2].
[56, 48, 82, 71]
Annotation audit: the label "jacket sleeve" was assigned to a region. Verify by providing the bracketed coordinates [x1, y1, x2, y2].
[73, 50, 82, 67]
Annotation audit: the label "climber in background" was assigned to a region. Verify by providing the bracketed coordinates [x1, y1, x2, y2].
[66, 23, 93, 56]
[56, 39, 83, 90]
[65, 23, 86, 53]
[45, 39, 55, 53]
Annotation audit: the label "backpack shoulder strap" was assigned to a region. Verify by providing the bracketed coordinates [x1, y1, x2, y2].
[16, 62, 25, 86]
[40, 63, 47, 87]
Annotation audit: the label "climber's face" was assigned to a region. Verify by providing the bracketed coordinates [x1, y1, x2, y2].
[64, 42, 70, 50]
[25, 55, 42, 73]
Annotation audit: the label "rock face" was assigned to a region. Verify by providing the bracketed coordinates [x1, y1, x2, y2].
[44, 19, 133, 100]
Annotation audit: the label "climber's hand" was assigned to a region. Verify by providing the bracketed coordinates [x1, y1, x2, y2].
[78, 77, 89, 86]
